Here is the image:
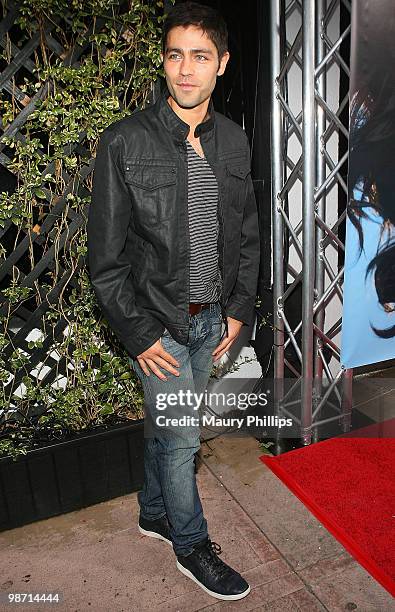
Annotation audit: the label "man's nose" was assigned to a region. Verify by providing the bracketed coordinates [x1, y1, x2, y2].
[179, 56, 194, 75]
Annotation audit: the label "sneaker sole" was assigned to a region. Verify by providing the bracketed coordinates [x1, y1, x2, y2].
[138, 524, 172, 546]
[176, 560, 251, 601]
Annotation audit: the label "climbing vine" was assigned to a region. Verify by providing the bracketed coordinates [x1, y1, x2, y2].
[0, 0, 174, 459]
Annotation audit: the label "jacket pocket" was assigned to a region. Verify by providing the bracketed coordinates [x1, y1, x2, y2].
[226, 163, 251, 212]
[226, 163, 251, 180]
[124, 162, 177, 226]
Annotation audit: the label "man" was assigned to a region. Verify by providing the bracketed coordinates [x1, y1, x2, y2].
[87, 1, 260, 601]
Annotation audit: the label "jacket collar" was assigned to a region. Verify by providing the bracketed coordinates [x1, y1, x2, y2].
[155, 82, 215, 141]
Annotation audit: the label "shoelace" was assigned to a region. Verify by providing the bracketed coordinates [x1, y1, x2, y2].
[197, 539, 231, 581]
[209, 541, 222, 555]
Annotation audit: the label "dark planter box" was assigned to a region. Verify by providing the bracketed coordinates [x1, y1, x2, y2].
[0, 419, 144, 532]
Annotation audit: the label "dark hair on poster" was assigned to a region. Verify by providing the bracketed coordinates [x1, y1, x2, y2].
[347, 72, 395, 338]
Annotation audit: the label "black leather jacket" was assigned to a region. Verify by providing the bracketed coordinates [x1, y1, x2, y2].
[87, 84, 260, 358]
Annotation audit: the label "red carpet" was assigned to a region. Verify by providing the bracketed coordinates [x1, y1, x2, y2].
[260, 423, 395, 597]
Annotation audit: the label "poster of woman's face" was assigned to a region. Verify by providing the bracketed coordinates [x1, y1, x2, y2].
[341, 0, 395, 368]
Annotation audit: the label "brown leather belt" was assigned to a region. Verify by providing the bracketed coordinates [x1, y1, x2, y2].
[189, 302, 210, 316]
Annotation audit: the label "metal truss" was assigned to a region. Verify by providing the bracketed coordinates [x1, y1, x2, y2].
[270, 0, 352, 444]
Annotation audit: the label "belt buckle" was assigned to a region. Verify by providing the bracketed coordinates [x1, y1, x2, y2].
[189, 302, 206, 315]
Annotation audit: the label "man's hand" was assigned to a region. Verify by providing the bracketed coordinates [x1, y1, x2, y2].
[136, 338, 180, 380]
[212, 316, 243, 362]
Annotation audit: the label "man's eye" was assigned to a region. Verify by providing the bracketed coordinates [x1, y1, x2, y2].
[196, 55, 208, 61]
[169, 53, 181, 59]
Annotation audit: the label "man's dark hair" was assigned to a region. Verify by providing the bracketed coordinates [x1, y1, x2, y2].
[162, 1, 228, 61]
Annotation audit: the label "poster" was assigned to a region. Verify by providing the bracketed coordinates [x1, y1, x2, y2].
[341, 0, 395, 368]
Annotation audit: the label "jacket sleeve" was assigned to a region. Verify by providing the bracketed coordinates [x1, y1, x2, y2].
[87, 127, 164, 358]
[225, 138, 260, 327]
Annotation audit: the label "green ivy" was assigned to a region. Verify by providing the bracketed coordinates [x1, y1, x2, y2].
[0, 0, 175, 460]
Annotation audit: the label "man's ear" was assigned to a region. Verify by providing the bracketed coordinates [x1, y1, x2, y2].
[217, 51, 230, 77]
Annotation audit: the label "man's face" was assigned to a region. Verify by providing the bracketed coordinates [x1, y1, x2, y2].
[161, 25, 229, 110]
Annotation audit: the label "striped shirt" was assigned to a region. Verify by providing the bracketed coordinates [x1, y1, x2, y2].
[186, 139, 222, 303]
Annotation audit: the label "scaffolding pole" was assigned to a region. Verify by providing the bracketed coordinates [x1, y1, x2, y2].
[270, 0, 353, 445]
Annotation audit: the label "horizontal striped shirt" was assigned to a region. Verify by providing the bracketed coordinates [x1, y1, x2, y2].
[186, 139, 222, 303]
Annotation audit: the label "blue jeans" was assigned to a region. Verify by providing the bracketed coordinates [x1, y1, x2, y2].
[130, 302, 223, 556]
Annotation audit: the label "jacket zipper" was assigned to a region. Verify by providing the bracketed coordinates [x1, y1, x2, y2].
[182, 139, 191, 340]
[218, 183, 228, 338]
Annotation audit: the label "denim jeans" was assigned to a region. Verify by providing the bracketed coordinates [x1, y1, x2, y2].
[130, 301, 223, 556]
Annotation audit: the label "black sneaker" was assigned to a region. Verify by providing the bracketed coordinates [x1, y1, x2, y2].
[176, 537, 250, 600]
[138, 514, 172, 546]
